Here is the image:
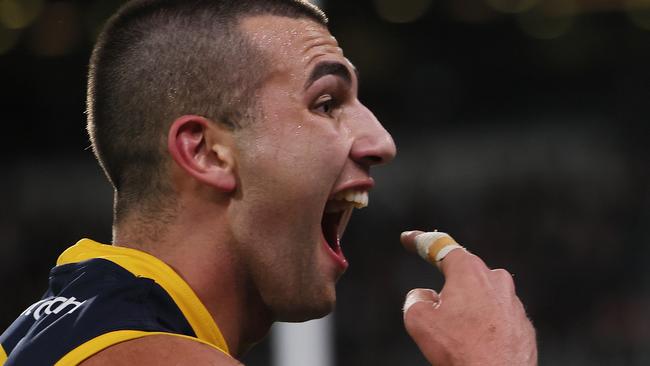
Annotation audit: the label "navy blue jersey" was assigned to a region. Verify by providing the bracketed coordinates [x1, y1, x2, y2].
[0, 239, 230, 365]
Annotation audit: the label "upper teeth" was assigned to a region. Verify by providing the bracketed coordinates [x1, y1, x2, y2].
[333, 189, 369, 209]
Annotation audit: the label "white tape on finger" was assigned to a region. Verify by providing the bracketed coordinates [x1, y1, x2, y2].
[434, 244, 464, 261]
[414, 231, 465, 265]
[414, 232, 448, 259]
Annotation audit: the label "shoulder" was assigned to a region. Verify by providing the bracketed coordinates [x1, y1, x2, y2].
[79, 334, 243, 366]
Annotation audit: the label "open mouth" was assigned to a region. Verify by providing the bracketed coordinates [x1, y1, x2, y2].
[321, 189, 369, 261]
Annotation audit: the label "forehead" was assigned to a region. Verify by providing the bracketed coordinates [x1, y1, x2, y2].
[240, 15, 349, 75]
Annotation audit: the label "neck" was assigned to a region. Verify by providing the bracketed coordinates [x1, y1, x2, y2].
[113, 205, 273, 357]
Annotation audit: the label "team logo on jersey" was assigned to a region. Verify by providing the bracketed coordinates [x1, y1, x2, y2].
[21, 296, 86, 321]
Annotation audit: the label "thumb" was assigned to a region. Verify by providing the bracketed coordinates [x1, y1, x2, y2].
[403, 288, 440, 318]
[403, 288, 442, 347]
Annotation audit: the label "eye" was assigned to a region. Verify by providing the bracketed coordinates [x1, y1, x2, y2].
[314, 94, 338, 117]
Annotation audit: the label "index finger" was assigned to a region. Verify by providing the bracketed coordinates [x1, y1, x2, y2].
[401, 230, 488, 277]
[401, 231, 464, 265]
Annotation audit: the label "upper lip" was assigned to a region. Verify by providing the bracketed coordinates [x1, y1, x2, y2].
[328, 178, 375, 200]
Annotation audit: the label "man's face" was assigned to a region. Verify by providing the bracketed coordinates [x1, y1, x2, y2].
[230, 15, 396, 321]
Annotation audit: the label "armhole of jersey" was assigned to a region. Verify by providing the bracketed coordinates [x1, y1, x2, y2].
[54, 330, 232, 366]
[1, 343, 7, 364]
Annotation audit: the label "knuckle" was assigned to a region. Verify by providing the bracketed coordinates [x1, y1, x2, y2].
[491, 268, 512, 279]
[490, 268, 516, 290]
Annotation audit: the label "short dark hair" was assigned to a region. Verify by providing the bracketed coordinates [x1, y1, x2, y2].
[87, 0, 327, 222]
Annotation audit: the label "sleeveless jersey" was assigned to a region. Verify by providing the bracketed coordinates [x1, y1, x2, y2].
[0, 239, 230, 365]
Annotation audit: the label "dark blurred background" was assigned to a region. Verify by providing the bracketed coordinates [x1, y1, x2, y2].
[1, 0, 649, 365]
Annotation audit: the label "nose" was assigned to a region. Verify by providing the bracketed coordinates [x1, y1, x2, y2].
[349, 104, 397, 167]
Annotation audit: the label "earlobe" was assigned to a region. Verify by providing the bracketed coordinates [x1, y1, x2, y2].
[168, 115, 236, 192]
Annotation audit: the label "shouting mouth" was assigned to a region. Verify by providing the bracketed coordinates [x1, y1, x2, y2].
[321, 189, 369, 268]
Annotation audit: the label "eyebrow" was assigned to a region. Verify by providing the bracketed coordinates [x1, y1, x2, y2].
[304, 61, 358, 90]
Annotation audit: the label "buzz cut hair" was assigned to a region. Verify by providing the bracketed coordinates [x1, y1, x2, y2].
[87, 0, 327, 223]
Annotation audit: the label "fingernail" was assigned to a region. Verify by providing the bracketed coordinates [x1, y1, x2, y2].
[401, 231, 416, 238]
[403, 296, 436, 313]
[403, 295, 420, 313]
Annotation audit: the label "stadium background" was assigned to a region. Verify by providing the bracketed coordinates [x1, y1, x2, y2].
[0, 0, 648, 364]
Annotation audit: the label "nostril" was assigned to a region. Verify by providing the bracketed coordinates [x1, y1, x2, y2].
[354, 155, 383, 168]
[365, 156, 382, 164]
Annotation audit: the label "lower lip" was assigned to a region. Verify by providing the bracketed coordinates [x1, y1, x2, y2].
[321, 235, 349, 272]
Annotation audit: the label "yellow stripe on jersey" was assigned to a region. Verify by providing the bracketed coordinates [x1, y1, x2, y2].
[1, 343, 7, 364]
[56, 239, 230, 355]
[55, 330, 230, 366]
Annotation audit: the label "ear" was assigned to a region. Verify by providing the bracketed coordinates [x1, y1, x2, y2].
[168, 115, 236, 192]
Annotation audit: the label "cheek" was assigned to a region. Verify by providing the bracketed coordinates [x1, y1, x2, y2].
[233, 130, 347, 242]
[251, 127, 346, 181]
